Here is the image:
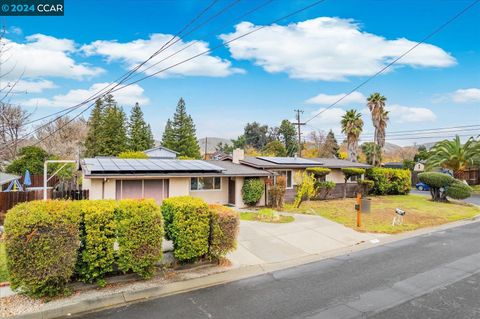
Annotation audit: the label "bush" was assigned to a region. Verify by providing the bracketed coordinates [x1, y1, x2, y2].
[116, 199, 163, 278]
[315, 181, 336, 200]
[306, 167, 331, 176]
[75, 200, 117, 286]
[118, 151, 149, 159]
[294, 172, 316, 208]
[208, 205, 239, 259]
[366, 168, 411, 195]
[268, 175, 286, 208]
[341, 168, 366, 180]
[357, 179, 374, 194]
[418, 172, 455, 202]
[5, 201, 81, 298]
[446, 180, 472, 200]
[161, 196, 210, 261]
[242, 178, 264, 206]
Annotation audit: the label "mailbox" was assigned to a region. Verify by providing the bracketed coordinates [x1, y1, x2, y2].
[361, 198, 371, 213]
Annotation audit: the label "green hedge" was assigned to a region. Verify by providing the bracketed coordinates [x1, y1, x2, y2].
[365, 168, 411, 195]
[161, 196, 210, 261]
[242, 178, 264, 206]
[4, 201, 81, 298]
[5, 199, 164, 297]
[418, 172, 454, 188]
[116, 200, 163, 279]
[306, 167, 331, 176]
[76, 200, 117, 286]
[208, 205, 239, 259]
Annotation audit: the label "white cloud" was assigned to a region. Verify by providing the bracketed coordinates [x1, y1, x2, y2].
[220, 18, 455, 81]
[11, 79, 57, 93]
[82, 34, 244, 78]
[306, 107, 347, 136]
[22, 82, 149, 108]
[305, 91, 366, 105]
[2, 34, 104, 80]
[386, 104, 436, 123]
[451, 88, 480, 103]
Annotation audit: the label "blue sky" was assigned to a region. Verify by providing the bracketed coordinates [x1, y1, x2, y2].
[3, 0, 480, 146]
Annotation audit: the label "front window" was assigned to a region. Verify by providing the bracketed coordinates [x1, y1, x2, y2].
[190, 177, 221, 190]
[275, 170, 293, 189]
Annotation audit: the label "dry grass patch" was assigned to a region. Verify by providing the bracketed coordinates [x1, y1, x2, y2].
[285, 195, 480, 234]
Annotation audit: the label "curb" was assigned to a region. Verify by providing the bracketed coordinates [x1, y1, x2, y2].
[9, 217, 480, 319]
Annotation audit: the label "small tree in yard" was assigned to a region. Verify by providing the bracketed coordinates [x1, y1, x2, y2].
[242, 178, 265, 206]
[294, 172, 316, 208]
[316, 181, 336, 200]
[419, 172, 472, 202]
[268, 175, 286, 208]
[341, 168, 365, 199]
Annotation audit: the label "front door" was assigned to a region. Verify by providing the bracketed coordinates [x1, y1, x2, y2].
[228, 178, 235, 205]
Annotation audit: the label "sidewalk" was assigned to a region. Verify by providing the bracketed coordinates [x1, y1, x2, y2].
[228, 213, 387, 266]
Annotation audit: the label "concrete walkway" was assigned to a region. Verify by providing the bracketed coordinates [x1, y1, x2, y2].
[228, 213, 387, 266]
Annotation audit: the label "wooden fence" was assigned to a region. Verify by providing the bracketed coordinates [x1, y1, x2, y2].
[0, 189, 89, 224]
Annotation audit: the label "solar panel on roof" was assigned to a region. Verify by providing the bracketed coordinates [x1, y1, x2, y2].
[256, 157, 320, 165]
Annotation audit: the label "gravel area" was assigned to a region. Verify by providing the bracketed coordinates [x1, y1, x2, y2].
[0, 263, 232, 317]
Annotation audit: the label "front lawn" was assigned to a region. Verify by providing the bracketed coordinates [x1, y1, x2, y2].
[0, 241, 8, 282]
[240, 209, 294, 223]
[285, 194, 480, 234]
[472, 185, 480, 194]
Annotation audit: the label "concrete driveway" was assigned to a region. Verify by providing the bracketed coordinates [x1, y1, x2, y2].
[228, 213, 386, 266]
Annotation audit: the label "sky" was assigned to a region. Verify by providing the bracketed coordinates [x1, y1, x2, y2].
[2, 0, 480, 146]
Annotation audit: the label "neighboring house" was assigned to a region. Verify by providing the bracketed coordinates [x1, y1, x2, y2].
[143, 146, 178, 159]
[220, 149, 371, 201]
[413, 162, 425, 172]
[0, 172, 20, 192]
[80, 157, 272, 208]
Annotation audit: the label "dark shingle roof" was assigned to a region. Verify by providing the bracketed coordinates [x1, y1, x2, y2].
[312, 158, 372, 169]
[206, 160, 273, 177]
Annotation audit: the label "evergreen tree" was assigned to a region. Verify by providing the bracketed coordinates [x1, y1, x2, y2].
[165, 98, 201, 159]
[161, 119, 175, 150]
[128, 102, 154, 151]
[85, 98, 104, 157]
[322, 130, 340, 158]
[99, 95, 128, 156]
[278, 119, 298, 157]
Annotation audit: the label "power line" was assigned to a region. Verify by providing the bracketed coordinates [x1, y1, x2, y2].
[362, 126, 480, 138]
[304, 0, 480, 124]
[359, 132, 480, 142]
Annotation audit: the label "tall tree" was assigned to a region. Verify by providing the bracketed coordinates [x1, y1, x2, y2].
[244, 122, 269, 150]
[128, 102, 154, 151]
[426, 135, 480, 178]
[367, 92, 387, 166]
[161, 119, 175, 150]
[84, 98, 104, 157]
[278, 119, 298, 157]
[0, 103, 32, 161]
[263, 140, 287, 157]
[100, 95, 128, 156]
[341, 109, 363, 162]
[361, 142, 382, 165]
[319, 130, 340, 158]
[164, 98, 201, 159]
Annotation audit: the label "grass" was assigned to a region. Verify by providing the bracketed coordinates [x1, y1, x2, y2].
[284, 194, 480, 234]
[0, 241, 8, 283]
[240, 208, 295, 223]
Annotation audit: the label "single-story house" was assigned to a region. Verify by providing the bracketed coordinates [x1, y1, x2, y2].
[413, 162, 425, 172]
[81, 157, 272, 208]
[220, 149, 372, 201]
[143, 146, 178, 159]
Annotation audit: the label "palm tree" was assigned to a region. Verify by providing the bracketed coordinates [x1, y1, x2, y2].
[367, 93, 387, 166]
[341, 109, 363, 162]
[426, 135, 480, 179]
[376, 109, 389, 150]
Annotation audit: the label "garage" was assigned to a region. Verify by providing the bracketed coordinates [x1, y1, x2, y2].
[115, 179, 169, 204]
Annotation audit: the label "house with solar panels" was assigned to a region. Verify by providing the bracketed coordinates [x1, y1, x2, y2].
[80, 156, 273, 208]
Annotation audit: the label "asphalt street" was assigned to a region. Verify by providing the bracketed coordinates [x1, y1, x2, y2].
[74, 221, 480, 319]
[410, 188, 480, 206]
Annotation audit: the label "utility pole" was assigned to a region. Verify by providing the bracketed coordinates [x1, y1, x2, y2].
[204, 137, 208, 160]
[293, 109, 305, 157]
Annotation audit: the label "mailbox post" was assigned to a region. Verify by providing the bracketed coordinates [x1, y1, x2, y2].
[356, 193, 362, 227]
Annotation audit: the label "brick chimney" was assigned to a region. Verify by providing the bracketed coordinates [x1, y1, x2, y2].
[232, 148, 245, 164]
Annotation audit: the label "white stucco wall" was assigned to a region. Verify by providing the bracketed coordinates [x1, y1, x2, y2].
[169, 177, 190, 197]
[85, 178, 116, 200]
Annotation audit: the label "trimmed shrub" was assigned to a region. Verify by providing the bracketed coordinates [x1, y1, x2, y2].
[5, 201, 81, 297]
[116, 199, 163, 278]
[242, 178, 265, 206]
[365, 168, 411, 195]
[294, 172, 316, 208]
[118, 151, 149, 159]
[161, 196, 210, 261]
[446, 180, 472, 200]
[357, 179, 374, 194]
[208, 205, 239, 259]
[418, 172, 455, 202]
[341, 168, 366, 198]
[306, 167, 331, 176]
[75, 200, 117, 286]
